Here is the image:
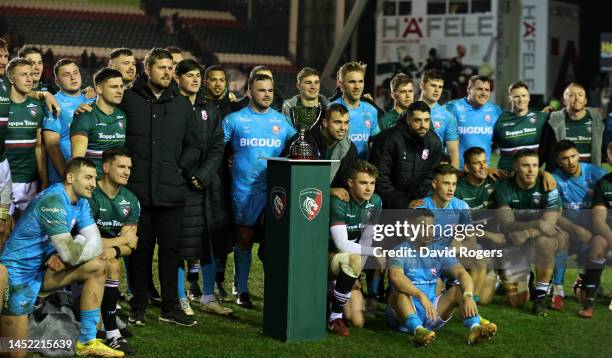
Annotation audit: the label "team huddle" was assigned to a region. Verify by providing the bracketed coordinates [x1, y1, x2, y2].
[0, 36, 609, 356]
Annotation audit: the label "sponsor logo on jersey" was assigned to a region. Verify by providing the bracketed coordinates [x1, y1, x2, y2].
[0, 96, 9, 102]
[349, 133, 369, 142]
[457, 126, 493, 135]
[272, 125, 280, 135]
[239, 138, 282, 147]
[201, 110, 208, 121]
[299, 188, 322, 221]
[271, 186, 287, 219]
[421, 149, 429, 160]
[41, 206, 66, 214]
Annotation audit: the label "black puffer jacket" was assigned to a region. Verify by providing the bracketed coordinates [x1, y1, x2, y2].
[179, 92, 231, 260]
[120, 76, 202, 207]
[370, 119, 442, 208]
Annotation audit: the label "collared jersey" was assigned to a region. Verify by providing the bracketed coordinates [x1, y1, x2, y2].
[493, 111, 548, 171]
[445, 97, 502, 167]
[0, 183, 95, 283]
[493, 176, 561, 221]
[329, 193, 382, 251]
[332, 97, 381, 159]
[417, 196, 471, 246]
[7, 97, 44, 183]
[70, 103, 126, 177]
[88, 185, 140, 238]
[430, 102, 459, 147]
[565, 112, 593, 162]
[42, 91, 95, 183]
[553, 163, 606, 226]
[455, 176, 496, 224]
[223, 106, 296, 195]
[379, 108, 401, 130]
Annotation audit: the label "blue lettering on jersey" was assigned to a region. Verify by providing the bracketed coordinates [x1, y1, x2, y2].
[445, 98, 502, 167]
[223, 106, 296, 195]
[332, 97, 380, 159]
[0, 183, 95, 283]
[42, 92, 95, 183]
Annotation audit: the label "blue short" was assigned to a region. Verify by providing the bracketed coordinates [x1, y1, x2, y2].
[2, 270, 45, 316]
[232, 192, 266, 226]
[386, 294, 449, 332]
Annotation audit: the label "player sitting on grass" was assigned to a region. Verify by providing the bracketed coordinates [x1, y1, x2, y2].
[386, 208, 497, 346]
[0, 157, 124, 357]
[327, 161, 384, 336]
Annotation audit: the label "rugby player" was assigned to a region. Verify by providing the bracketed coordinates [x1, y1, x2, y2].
[386, 209, 497, 346]
[331, 61, 381, 159]
[379, 73, 413, 130]
[71, 68, 125, 177]
[328, 161, 383, 336]
[0, 158, 123, 357]
[446, 75, 502, 168]
[6, 58, 47, 217]
[418, 70, 460, 168]
[17, 46, 54, 93]
[223, 73, 296, 307]
[109, 48, 137, 90]
[282, 67, 328, 130]
[494, 149, 567, 316]
[89, 148, 139, 354]
[493, 81, 549, 172]
[0, 39, 12, 245]
[43, 59, 96, 184]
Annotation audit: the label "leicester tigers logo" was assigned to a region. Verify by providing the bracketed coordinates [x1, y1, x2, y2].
[299, 188, 322, 221]
[270, 186, 287, 219]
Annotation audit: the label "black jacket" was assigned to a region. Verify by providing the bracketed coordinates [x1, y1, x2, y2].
[206, 90, 234, 121]
[120, 76, 202, 207]
[282, 125, 357, 189]
[179, 92, 231, 260]
[369, 119, 442, 208]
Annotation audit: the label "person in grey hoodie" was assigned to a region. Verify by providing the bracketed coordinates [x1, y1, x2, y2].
[281, 67, 328, 130]
[541, 82, 606, 169]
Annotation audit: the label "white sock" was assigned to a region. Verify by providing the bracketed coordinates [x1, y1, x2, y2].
[105, 329, 121, 340]
[200, 294, 215, 304]
[329, 312, 343, 322]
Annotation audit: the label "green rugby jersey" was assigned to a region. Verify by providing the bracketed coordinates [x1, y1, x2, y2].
[455, 176, 496, 223]
[88, 185, 140, 238]
[493, 176, 560, 221]
[329, 193, 382, 251]
[379, 109, 401, 130]
[493, 111, 548, 171]
[592, 173, 612, 209]
[6, 97, 44, 183]
[564, 112, 592, 162]
[70, 103, 126, 176]
[0, 76, 9, 161]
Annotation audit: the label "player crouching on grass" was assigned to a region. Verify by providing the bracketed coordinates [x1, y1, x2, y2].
[386, 209, 497, 346]
[0, 157, 124, 357]
[327, 161, 384, 336]
[87, 148, 139, 354]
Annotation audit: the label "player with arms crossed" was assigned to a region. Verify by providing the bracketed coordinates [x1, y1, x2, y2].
[0, 158, 124, 357]
[494, 149, 567, 316]
[327, 161, 383, 336]
[223, 73, 295, 308]
[386, 209, 497, 346]
[88, 148, 139, 354]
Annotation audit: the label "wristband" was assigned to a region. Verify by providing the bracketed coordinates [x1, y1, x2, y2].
[113, 246, 121, 259]
[463, 291, 473, 299]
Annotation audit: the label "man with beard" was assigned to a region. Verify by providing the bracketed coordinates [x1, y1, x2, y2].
[119, 48, 201, 327]
[446, 75, 502, 168]
[370, 101, 442, 209]
[541, 82, 607, 168]
[43, 59, 96, 184]
[223, 73, 295, 308]
[109, 48, 137, 90]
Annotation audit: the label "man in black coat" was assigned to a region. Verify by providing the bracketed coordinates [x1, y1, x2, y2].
[120, 48, 201, 327]
[369, 100, 442, 208]
[282, 103, 357, 198]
